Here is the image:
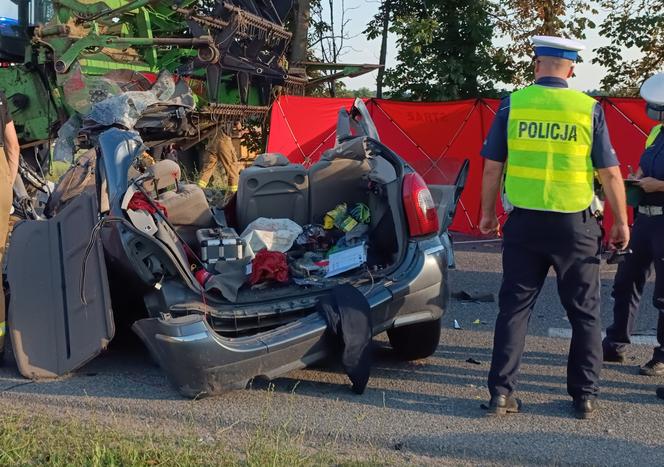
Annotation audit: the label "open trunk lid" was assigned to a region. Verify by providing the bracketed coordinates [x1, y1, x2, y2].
[7, 191, 114, 378]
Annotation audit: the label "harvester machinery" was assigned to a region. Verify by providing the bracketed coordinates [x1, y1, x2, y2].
[0, 0, 301, 163]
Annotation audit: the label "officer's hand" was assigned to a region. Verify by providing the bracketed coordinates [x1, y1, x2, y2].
[609, 224, 630, 250]
[479, 214, 500, 236]
[637, 177, 664, 193]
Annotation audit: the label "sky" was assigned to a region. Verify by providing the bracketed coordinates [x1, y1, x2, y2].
[324, 0, 637, 92]
[0, 0, 643, 92]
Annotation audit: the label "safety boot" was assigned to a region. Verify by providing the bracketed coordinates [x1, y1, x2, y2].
[573, 397, 598, 420]
[484, 394, 522, 416]
[639, 359, 664, 376]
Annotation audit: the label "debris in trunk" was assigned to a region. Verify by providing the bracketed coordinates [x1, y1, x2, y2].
[241, 217, 303, 258]
[466, 358, 482, 365]
[326, 243, 368, 278]
[197, 227, 245, 267]
[290, 251, 328, 278]
[204, 257, 253, 302]
[295, 224, 334, 251]
[250, 250, 289, 285]
[324, 202, 371, 233]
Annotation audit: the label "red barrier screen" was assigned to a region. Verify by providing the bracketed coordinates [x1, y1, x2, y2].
[267, 95, 659, 235]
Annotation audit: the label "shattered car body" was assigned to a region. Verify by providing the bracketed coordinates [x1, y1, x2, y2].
[7, 98, 468, 397]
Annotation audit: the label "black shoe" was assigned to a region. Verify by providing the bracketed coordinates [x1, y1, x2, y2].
[602, 344, 625, 363]
[639, 359, 664, 376]
[573, 397, 598, 420]
[483, 394, 522, 416]
[657, 387, 664, 400]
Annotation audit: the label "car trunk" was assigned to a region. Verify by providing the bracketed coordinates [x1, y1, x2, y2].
[130, 136, 409, 334]
[228, 137, 407, 302]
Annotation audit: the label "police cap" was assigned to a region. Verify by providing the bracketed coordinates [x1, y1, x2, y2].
[531, 36, 585, 61]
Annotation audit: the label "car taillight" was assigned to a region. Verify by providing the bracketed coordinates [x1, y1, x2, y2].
[402, 173, 439, 237]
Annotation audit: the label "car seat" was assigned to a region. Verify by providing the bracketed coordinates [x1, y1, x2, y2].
[236, 153, 309, 231]
[308, 139, 372, 224]
[146, 160, 214, 228]
[145, 160, 215, 248]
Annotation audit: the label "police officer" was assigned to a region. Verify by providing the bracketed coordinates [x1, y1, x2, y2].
[479, 36, 630, 419]
[602, 73, 664, 381]
[0, 90, 19, 360]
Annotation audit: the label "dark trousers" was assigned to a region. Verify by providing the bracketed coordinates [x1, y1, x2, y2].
[604, 214, 664, 361]
[488, 208, 603, 399]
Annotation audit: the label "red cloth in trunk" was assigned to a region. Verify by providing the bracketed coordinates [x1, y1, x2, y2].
[250, 250, 289, 285]
[128, 192, 168, 218]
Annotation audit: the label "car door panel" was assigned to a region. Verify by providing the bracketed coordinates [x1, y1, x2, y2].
[8, 191, 114, 378]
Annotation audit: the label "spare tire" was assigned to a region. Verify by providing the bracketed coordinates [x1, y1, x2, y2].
[387, 317, 441, 361]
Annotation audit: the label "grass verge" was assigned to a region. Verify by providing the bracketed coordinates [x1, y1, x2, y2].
[0, 407, 382, 466]
[0, 411, 238, 466]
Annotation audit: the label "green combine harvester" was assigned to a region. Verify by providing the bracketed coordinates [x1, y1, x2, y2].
[0, 0, 305, 164]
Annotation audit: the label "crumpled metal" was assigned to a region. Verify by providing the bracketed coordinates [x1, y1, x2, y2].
[85, 70, 195, 129]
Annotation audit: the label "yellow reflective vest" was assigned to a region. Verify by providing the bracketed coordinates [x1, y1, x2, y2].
[505, 85, 597, 213]
[646, 124, 662, 149]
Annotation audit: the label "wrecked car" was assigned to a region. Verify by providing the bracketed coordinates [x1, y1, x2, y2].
[6, 98, 468, 398]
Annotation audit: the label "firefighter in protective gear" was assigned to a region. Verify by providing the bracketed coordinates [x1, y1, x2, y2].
[601, 74, 664, 389]
[479, 36, 630, 419]
[0, 91, 20, 361]
[197, 123, 243, 192]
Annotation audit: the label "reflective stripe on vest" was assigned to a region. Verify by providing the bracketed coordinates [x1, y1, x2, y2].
[646, 124, 662, 149]
[505, 85, 596, 213]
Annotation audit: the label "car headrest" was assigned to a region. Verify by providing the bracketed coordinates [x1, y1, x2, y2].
[253, 153, 290, 167]
[148, 159, 181, 195]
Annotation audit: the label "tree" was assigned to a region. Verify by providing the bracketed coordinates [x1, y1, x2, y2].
[308, 0, 356, 97]
[365, 0, 392, 98]
[375, 0, 512, 100]
[335, 86, 376, 98]
[593, 0, 664, 94]
[289, 0, 311, 64]
[490, 0, 598, 85]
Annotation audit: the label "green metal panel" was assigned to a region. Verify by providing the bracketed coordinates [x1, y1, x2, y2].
[0, 66, 62, 144]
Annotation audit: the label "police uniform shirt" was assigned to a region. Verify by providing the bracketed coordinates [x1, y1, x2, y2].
[481, 77, 619, 169]
[640, 126, 664, 205]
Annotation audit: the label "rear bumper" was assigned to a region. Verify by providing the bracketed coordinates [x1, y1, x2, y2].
[133, 237, 449, 398]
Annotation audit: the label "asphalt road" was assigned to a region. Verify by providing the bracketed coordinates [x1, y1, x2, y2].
[1, 237, 663, 465]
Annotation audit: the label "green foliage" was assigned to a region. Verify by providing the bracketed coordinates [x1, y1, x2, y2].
[593, 0, 664, 94]
[336, 87, 376, 98]
[489, 0, 598, 85]
[376, 0, 513, 101]
[307, 80, 350, 97]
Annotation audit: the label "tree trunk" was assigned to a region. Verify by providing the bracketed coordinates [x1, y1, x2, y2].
[376, 0, 391, 99]
[290, 0, 311, 64]
[328, 0, 336, 97]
